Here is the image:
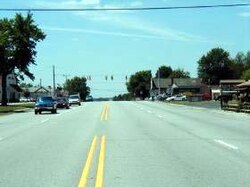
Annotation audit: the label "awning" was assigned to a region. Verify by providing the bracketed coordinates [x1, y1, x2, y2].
[237, 80, 250, 88]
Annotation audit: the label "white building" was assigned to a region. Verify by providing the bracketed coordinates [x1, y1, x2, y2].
[0, 73, 22, 103]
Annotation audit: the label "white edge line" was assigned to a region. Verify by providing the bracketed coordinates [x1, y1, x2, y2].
[214, 139, 239, 150]
[147, 110, 152, 113]
[157, 115, 163, 118]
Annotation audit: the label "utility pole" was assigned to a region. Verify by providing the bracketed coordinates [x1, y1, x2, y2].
[158, 70, 161, 95]
[62, 74, 70, 82]
[53, 65, 56, 97]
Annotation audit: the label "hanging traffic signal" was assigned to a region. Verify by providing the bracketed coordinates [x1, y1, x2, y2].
[111, 75, 114, 80]
[105, 75, 108, 81]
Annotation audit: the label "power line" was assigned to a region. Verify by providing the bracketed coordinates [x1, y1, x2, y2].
[0, 3, 250, 12]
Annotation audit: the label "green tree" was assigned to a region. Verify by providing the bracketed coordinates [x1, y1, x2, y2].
[155, 65, 173, 78]
[246, 51, 250, 69]
[231, 52, 246, 78]
[242, 69, 250, 80]
[64, 76, 90, 100]
[198, 48, 233, 85]
[126, 70, 152, 99]
[0, 13, 46, 106]
[170, 68, 190, 78]
[20, 82, 33, 88]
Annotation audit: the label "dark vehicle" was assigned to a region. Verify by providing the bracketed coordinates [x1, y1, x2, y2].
[35, 96, 57, 114]
[85, 95, 94, 102]
[56, 97, 70, 109]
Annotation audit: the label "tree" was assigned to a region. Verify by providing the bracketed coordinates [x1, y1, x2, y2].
[0, 13, 46, 106]
[170, 68, 190, 78]
[231, 52, 247, 79]
[113, 93, 133, 101]
[242, 69, 250, 80]
[64, 76, 90, 100]
[20, 82, 33, 88]
[197, 48, 233, 85]
[155, 65, 173, 78]
[126, 70, 152, 99]
[246, 51, 250, 69]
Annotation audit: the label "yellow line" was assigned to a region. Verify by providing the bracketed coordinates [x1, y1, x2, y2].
[100, 104, 107, 121]
[78, 136, 98, 187]
[95, 136, 106, 187]
[105, 104, 109, 121]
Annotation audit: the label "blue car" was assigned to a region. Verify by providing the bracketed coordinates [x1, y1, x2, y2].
[35, 96, 57, 114]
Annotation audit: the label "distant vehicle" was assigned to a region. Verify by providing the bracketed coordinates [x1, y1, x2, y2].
[56, 97, 70, 109]
[35, 96, 57, 114]
[29, 98, 36, 102]
[166, 95, 187, 101]
[156, 94, 169, 101]
[19, 97, 29, 102]
[202, 93, 211, 101]
[85, 95, 94, 102]
[68, 95, 81, 106]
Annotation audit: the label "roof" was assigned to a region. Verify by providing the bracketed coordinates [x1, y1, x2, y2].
[173, 78, 202, 87]
[152, 78, 172, 89]
[152, 78, 203, 89]
[23, 86, 50, 93]
[237, 80, 250, 88]
[220, 79, 245, 84]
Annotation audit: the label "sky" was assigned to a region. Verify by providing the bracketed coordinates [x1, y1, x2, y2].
[1, 0, 250, 97]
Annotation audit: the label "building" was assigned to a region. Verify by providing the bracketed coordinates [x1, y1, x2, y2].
[151, 78, 208, 95]
[20, 86, 51, 99]
[0, 73, 22, 103]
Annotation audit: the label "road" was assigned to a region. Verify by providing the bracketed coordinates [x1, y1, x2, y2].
[0, 101, 250, 187]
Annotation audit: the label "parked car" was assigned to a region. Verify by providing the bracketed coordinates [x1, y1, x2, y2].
[202, 93, 211, 101]
[68, 95, 81, 106]
[35, 96, 57, 114]
[166, 95, 187, 101]
[56, 97, 70, 109]
[19, 97, 29, 102]
[156, 94, 169, 101]
[85, 95, 94, 102]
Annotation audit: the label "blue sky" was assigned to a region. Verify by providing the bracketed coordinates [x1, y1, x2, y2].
[1, 0, 250, 97]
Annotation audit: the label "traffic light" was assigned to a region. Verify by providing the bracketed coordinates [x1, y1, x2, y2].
[125, 76, 128, 81]
[105, 75, 108, 81]
[111, 75, 113, 80]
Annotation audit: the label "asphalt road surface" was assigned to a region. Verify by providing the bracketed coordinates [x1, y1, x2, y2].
[0, 101, 250, 187]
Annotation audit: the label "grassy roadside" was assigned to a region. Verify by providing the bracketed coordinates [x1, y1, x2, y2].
[0, 103, 34, 116]
[163, 100, 220, 108]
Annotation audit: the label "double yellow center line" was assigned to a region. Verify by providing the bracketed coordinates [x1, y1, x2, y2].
[78, 136, 106, 187]
[100, 103, 110, 121]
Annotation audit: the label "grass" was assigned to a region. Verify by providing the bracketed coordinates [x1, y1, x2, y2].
[164, 100, 220, 107]
[0, 103, 34, 116]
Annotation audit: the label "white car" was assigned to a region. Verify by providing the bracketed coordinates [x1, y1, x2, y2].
[166, 95, 187, 101]
[68, 95, 81, 106]
[19, 97, 29, 102]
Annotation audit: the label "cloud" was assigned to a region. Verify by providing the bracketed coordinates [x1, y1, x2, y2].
[75, 12, 209, 42]
[130, 1, 143, 7]
[239, 12, 250, 17]
[43, 26, 178, 40]
[34, 0, 100, 8]
[30, 0, 217, 44]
